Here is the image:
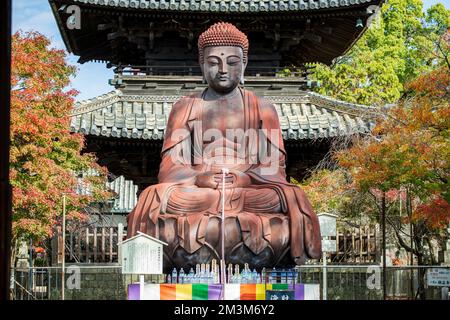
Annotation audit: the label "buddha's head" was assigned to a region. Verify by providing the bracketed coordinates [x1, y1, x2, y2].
[198, 22, 249, 94]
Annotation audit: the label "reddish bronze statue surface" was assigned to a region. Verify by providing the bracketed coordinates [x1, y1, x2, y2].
[127, 23, 321, 271]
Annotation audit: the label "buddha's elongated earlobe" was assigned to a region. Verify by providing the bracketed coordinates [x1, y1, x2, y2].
[200, 63, 206, 84]
[240, 59, 247, 86]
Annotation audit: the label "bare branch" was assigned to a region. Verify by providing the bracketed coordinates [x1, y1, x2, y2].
[386, 216, 419, 256]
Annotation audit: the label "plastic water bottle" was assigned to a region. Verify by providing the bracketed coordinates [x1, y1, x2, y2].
[287, 270, 294, 285]
[245, 269, 251, 284]
[171, 268, 178, 284]
[281, 269, 287, 284]
[194, 272, 201, 284]
[256, 272, 261, 284]
[234, 265, 240, 283]
[200, 270, 207, 284]
[252, 269, 258, 284]
[179, 268, 185, 284]
[240, 269, 246, 284]
[187, 268, 195, 284]
[246, 269, 251, 283]
[205, 270, 212, 284]
[270, 268, 277, 284]
[232, 272, 239, 284]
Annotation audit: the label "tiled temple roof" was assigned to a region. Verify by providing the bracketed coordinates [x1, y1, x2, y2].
[76, 171, 138, 213]
[70, 0, 375, 13]
[70, 89, 375, 141]
[106, 175, 138, 212]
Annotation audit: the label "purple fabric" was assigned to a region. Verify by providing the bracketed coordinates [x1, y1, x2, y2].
[294, 284, 304, 300]
[126, 282, 305, 300]
[128, 284, 140, 300]
[208, 284, 223, 300]
[285, 284, 304, 300]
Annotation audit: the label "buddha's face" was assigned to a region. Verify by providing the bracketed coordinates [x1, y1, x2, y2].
[201, 46, 246, 94]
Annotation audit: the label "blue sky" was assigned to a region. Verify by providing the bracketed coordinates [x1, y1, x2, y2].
[12, 0, 450, 102]
[12, 0, 114, 102]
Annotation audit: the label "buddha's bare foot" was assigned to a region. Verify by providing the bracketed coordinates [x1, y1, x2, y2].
[294, 256, 306, 266]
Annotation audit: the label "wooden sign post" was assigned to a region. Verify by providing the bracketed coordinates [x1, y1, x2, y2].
[120, 232, 168, 300]
[318, 213, 338, 301]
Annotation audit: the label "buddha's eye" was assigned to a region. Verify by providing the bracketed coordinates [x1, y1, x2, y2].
[207, 58, 219, 66]
[227, 57, 241, 65]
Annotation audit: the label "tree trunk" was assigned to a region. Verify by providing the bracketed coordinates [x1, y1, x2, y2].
[9, 237, 17, 300]
[10, 237, 17, 269]
[381, 193, 387, 300]
[426, 236, 437, 265]
[407, 190, 427, 300]
[415, 251, 426, 300]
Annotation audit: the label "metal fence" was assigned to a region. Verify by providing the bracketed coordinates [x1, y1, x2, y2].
[11, 265, 449, 300]
[295, 265, 449, 300]
[11, 265, 156, 300]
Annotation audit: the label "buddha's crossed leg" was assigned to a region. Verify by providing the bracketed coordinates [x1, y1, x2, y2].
[165, 186, 283, 215]
[160, 186, 290, 269]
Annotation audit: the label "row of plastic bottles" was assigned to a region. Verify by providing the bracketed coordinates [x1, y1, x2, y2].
[229, 268, 262, 284]
[266, 268, 299, 285]
[167, 261, 299, 284]
[168, 260, 221, 284]
[168, 267, 217, 284]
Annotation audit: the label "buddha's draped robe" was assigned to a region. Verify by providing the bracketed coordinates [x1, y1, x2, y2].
[127, 88, 321, 265]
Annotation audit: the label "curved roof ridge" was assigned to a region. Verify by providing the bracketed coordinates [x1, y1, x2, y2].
[306, 91, 378, 119]
[68, 0, 376, 13]
[72, 90, 122, 116]
[307, 91, 375, 110]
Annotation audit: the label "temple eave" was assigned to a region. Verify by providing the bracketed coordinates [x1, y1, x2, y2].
[49, 0, 384, 69]
[55, 0, 379, 14]
[70, 87, 374, 142]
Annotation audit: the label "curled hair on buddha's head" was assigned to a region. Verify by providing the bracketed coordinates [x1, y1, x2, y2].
[198, 22, 249, 65]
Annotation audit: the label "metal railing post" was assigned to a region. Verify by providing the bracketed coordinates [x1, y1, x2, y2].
[322, 251, 327, 300]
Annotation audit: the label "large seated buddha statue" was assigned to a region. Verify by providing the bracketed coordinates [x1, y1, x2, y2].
[127, 23, 321, 271]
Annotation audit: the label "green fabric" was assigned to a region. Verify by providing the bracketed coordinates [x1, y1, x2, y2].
[192, 284, 209, 300]
[272, 284, 289, 290]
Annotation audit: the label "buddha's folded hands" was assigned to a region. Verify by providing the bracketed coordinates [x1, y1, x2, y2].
[214, 169, 251, 189]
[195, 170, 219, 189]
[195, 169, 251, 189]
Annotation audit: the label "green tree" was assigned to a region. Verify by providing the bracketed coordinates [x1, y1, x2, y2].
[10, 31, 111, 261]
[335, 66, 449, 298]
[298, 169, 351, 215]
[310, 0, 449, 106]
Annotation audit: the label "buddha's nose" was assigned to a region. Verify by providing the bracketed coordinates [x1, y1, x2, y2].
[218, 63, 228, 74]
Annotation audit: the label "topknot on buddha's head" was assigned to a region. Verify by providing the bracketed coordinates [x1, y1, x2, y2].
[198, 22, 249, 64]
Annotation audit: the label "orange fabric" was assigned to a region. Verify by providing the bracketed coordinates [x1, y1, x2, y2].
[240, 284, 256, 300]
[160, 284, 176, 300]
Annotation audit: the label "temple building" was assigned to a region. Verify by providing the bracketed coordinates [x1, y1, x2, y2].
[49, 0, 381, 263]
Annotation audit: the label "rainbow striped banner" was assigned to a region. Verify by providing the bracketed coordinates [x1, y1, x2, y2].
[128, 283, 319, 300]
[224, 284, 319, 300]
[223, 284, 267, 300]
[128, 284, 222, 300]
